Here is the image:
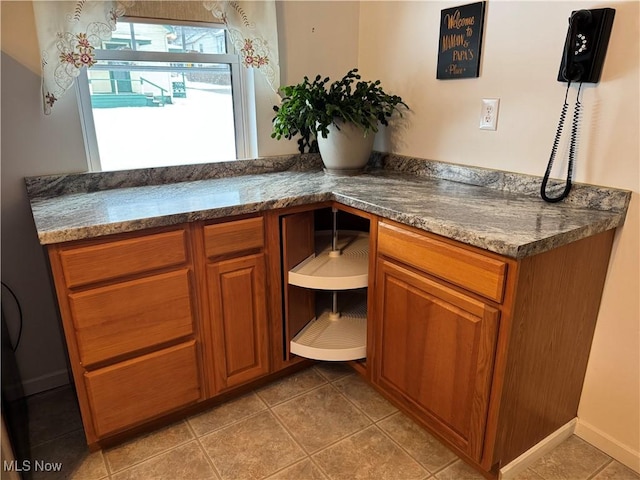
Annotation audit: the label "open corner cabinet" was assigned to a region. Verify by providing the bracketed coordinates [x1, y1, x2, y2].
[279, 205, 373, 366]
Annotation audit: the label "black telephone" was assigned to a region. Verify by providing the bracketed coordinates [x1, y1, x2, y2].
[541, 8, 615, 203]
[558, 8, 616, 83]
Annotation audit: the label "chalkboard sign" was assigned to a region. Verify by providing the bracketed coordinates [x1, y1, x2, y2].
[437, 1, 486, 79]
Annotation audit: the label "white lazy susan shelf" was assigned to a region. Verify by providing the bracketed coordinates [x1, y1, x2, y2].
[290, 292, 367, 361]
[288, 229, 369, 362]
[288, 230, 369, 290]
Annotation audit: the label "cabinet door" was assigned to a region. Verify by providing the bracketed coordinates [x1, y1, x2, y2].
[207, 254, 269, 391]
[374, 259, 499, 460]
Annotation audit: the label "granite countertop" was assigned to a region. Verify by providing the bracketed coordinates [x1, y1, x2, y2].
[25, 155, 631, 259]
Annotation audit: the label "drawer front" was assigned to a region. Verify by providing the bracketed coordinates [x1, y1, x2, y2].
[69, 269, 194, 366]
[60, 229, 188, 288]
[84, 341, 201, 437]
[204, 216, 264, 258]
[378, 221, 507, 302]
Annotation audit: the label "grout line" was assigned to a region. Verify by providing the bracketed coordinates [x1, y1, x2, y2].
[308, 456, 331, 480]
[267, 401, 316, 458]
[331, 373, 399, 424]
[255, 372, 330, 408]
[104, 420, 194, 474]
[329, 378, 447, 476]
[246, 408, 308, 477]
[269, 383, 373, 457]
[192, 434, 223, 480]
[195, 407, 271, 442]
[108, 437, 205, 479]
[101, 448, 113, 477]
[372, 417, 437, 476]
[586, 458, 614, 480]
[313, 365, 354, 384]
[432, 457, 461, 477]
[187, 396, 269, 438]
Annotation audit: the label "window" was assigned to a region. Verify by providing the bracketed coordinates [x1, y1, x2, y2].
[77, 19, 253, 172]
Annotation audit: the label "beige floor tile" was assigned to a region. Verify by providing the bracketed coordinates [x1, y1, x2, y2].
[313, 425, 427, 480]
[68, 450, 109, 480]
[188, 392, 267, 436]
[511, 467, 546, 479]
[272, 384, 371, 453]
[111, 441, 218, 480]
[434, 459, 485, 479]
[333, 374, 398, 421]
[313, 362, 354, 382]
[257, 368, 327, 406]
[592, 460, 640, 479]
[30, 429, 107, 480]
[266, 458, 327, 480]
[378, 412, 457, 473]
[199, 410, 305, 480]
[526, 435, 611, 480]
[104, 421, 194, 473]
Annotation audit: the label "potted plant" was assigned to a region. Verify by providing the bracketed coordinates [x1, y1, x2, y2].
[271, 69, 408, 174]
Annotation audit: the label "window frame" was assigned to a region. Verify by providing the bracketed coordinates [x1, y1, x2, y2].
[76, 17, 254, 172]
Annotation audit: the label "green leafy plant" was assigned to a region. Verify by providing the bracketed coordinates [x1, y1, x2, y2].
[271, 69, 408, 153]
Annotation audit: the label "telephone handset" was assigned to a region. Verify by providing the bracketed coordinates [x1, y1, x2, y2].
[558, 8, 615, 83]
[541, 8, 615, 203]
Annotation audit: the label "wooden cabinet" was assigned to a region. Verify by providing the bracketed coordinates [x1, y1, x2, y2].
[276, 205, 372, 365]
[199, 217, 270, 394]
[375, 220, 502, 460]
[375, 258, 499, 460]
[372, 219, 617, 475]
[47, 205, 617, 473]
[48, 216, 271, 447]
[48, 226, 204, 444]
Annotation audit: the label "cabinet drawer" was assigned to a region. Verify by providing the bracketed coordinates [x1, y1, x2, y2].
[378, 221, 507, 302]
[69, 269, 195, 366]
[84, 341, 201, 437]
[204, 217, 264, 258]
[60, 229, 188, 288]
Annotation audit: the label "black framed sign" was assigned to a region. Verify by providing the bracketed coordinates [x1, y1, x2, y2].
[437, 1, 486, 79]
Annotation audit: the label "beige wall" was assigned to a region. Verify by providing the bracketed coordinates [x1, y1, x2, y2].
[259, 1, 361, 156]
[357, 0, 639, 471]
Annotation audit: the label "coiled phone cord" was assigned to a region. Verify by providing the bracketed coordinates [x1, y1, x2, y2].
[540, 81, 583, 203]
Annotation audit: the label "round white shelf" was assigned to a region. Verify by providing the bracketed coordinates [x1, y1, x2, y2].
[288, 230, 369, 290]
[290, 292, 367, 361]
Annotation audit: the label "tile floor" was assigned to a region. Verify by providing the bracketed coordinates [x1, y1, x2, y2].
[23, 363, 640, 480]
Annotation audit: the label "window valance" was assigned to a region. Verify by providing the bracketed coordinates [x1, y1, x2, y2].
[33, 1, 280, 115]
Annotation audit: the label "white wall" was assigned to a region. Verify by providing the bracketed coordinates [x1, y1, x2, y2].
[357, 0, 639, 471]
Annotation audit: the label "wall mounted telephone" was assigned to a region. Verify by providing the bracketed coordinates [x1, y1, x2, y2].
[558, 8, 615, 83]
[541, 8, 615, 203]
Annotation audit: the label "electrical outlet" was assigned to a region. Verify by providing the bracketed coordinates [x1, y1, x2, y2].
[480, 98, 500, 130]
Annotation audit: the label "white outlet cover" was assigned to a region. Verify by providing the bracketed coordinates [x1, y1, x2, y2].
[480, 98, 500, 130]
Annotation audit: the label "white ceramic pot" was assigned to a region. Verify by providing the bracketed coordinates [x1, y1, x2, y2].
[316, 120, 375, 175]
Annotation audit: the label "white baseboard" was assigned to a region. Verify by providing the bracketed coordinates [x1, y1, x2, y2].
[575, 419, 640, 474]
[499, 418, 577, 479]
[21, 369, 70, 396]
